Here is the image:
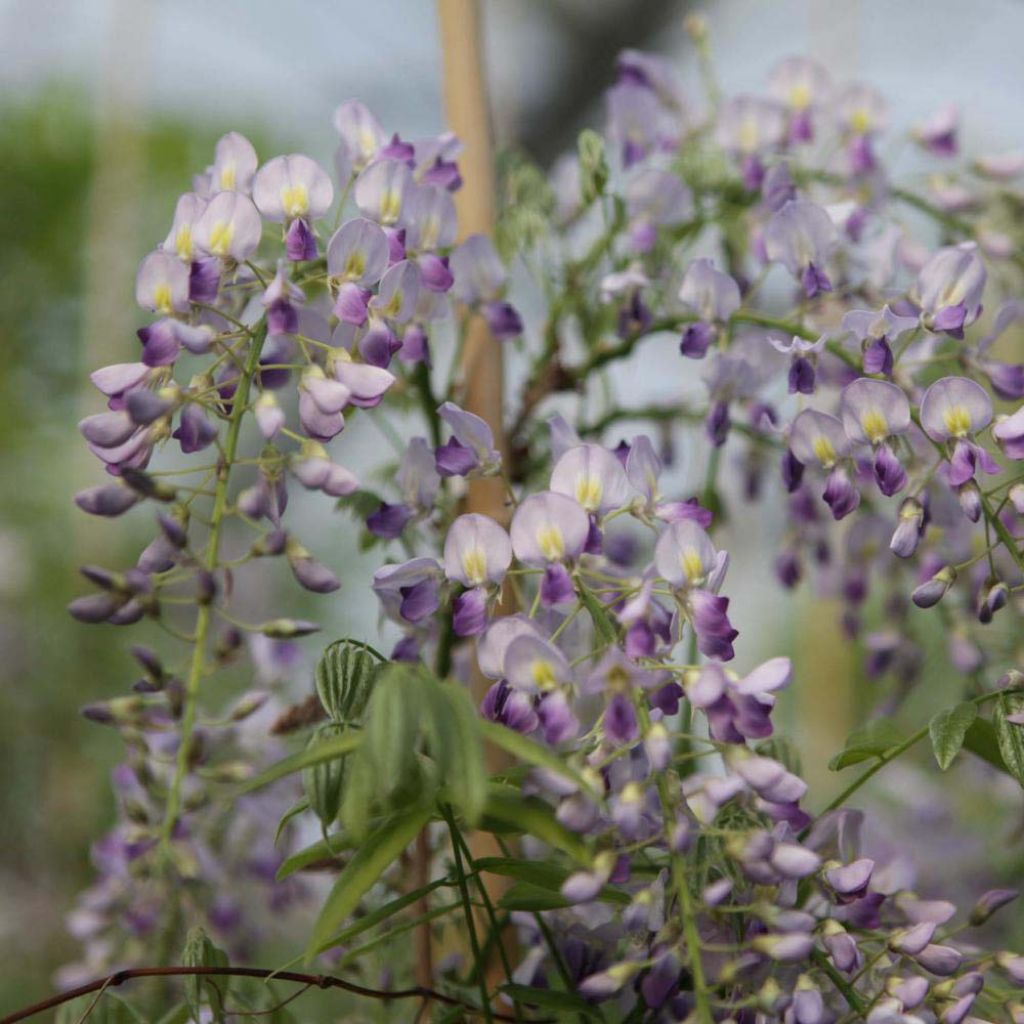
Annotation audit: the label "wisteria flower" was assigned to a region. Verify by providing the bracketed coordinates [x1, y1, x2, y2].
[193, 191, 262, 262]
[208, 131, 258, 194]
[919, 376, 999, 490]
[789, 409, 860, 519]
[769, 332, 828, 394]
[715, 95, 786, 190]
[768, 56, 831, 142]
[550, 443, 632, 516]
[443, 513, 512, 635]
[763, 199, 838, 297]
[449, 234, 522, 340]
[833, 82, 887, 173]
[841, 305, 919, 376]
[354, 158, 413, 226]
[510, 491, 589, 606]
[333, 100, 385, 171]
[136, 252, 190, 315]
[655, 520, 737, 659]
[840, 378, 911, 495]
[913, 104, 958, 157]
[253, 154, 334, 260]
[912, 243, 986, 336]
[625, 169, 693, 251]
[677, 258, 741, 358]
[436, 401, 501, 478]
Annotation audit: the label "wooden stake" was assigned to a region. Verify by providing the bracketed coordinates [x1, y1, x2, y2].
[436, 0, 518, 991]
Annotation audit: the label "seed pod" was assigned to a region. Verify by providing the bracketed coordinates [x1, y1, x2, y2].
[303, 723, 347, 829]
[315, 638, 384, 724]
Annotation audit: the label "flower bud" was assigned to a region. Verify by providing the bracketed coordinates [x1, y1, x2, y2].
[978, 580, 1010, 624]
[644, 721, 672, 771]
[258, 618, 321, 638]
[74, 484, 140, 517]
[956, 480, 982, 522]
[886, 974, 929, 1009]
[1009, 482, 1024, 515]
[752, 932, 815, 963]
[969, 887, 1018, 926]
[121, 468, 178, 502]
[890, 498, 924, 558]
[915, 944, 963, 976]
[912, 565, 956, 609]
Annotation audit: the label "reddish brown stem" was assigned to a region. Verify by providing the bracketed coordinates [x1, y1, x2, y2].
[0, 966, 532, 1024]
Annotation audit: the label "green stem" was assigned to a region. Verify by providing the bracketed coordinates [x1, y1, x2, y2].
[444, 806, 495, 1024]
[811, 949, 867, 1016]
[655, 775, 713, 1024]
[809, 688, 1005, 831]
[448, 822, 522, 1022]
[160, 321, 268, 849]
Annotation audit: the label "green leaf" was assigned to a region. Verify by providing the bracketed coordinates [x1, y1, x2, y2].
[235, 729, 361, 795]
[433, 684, 486, 827]
[963, 717, 1010, 772]
[828, 720, 903, 771]
[479, 720, 592, 792]
[499, 879, 572, 911]
[929, 701, 978, 771]
[274, 798, 309, 845]
[306, 804, 431, 959]
[578, 582, 618, 647]
[500, 983, 602, 1018]
[182, 927, 228, 1023]
[481, 785, 591, 865]
[276, 832, 353, 880]
[476, 855, 628, 905]
[993, 693, 1024, 787]
[316, 877, 450, 951]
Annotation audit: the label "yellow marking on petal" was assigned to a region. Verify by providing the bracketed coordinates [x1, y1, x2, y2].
[381, 290, 404, 319]
[219, 163, 236, 190]
[680, 546, 704, 583]
[174, 225, 193, 262]
[738, 117, 759, 153]
[380, 189, 401, 224]
[461, 546, 488, 587]
[344, 251, 366, 280]
[153, 283, 173, 315]
[208, 220, 234, 258]
[575, 474, 603, 513]
[860, 409, 889, 445]
[531, 659, 557, 691]
[537, 525, 565, 561]
[281, 183, 310, 219]
[812, 435, 837, 467]
[789, 82, 812, 111]
[943, 405, 972, 438]
[849, 108, 871, 135]
[420, 215, 440, 250]
[358, 128, 378, 160]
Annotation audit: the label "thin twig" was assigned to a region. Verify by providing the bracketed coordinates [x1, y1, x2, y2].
[0, 966, 536, 1024]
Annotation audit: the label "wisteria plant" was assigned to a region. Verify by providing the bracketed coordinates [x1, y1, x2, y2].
[22, 21, 1024, 1024]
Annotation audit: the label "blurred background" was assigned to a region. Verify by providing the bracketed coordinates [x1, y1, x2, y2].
[2, 0, 1023, 1005]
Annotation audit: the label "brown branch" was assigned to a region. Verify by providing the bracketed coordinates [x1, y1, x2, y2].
[0, 966, 536, 1024]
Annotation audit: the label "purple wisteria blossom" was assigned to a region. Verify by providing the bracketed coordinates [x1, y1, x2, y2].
[677, 258, 741, 358]
[764, 199, 838, 297]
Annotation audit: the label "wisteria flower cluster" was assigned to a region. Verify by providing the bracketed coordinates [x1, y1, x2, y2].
[37, 23, 1024, 1024]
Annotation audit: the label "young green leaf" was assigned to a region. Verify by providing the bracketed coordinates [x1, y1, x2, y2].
[182, 926, 229, 1024]
[302, 723, 348, 828]
[828, 720, 903, 771]
[235, 729, 361, 795]
[500, 983, 603, 1018]
[306, 804, 432, 959]
[481, 785, 591, 865]
[479, 719, 592, 792]
[993, 693, 1024, 787]
[315, 638, 385, 723]
[928, 701, 977, 770]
